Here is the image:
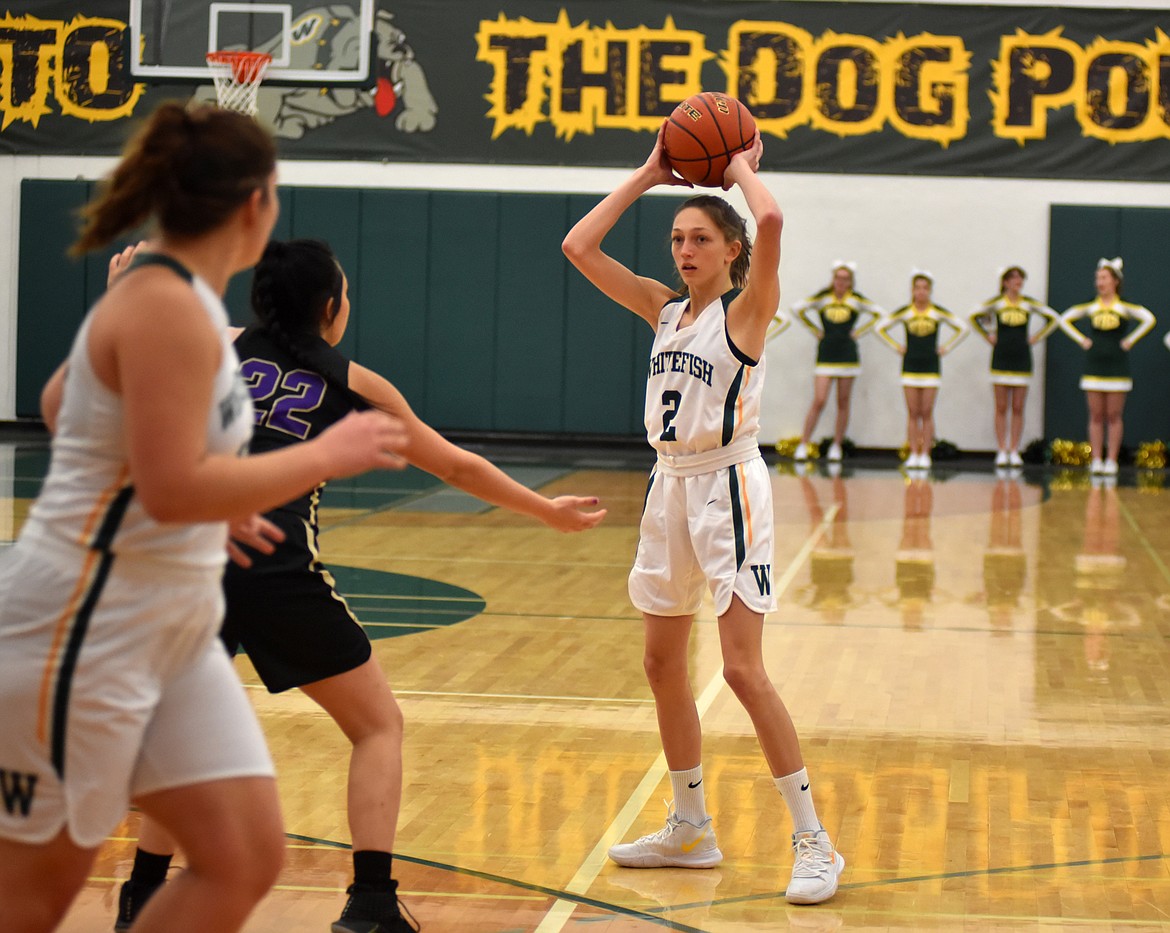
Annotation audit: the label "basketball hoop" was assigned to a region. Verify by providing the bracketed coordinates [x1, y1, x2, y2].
[206, 50, 272, 116]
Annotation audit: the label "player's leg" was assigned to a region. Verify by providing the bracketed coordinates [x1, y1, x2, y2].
[608, 612, 723, 868]
[718, 596, 843, 903]
[115, 818, 177, 930]
[300, 658, 417, 931]
[0, 831, 97, 932]
[130, 777, 283, 933]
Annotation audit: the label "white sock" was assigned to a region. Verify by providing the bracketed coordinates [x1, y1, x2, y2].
[669, 765, 708, 825]
[774, 767, 821, 834]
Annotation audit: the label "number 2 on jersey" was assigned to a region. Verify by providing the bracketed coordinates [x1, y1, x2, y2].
[660, 390, 682, 441]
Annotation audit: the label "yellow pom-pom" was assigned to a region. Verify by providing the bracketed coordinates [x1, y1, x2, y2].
[1050, 438, 1092, 467]
[1136, 440, 1166, 470]
[774, 437, 800, 458]
[898, 443, 911, 462]
[774, 437, 820, 459]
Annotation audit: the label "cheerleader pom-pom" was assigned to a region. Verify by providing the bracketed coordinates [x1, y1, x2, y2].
[774, 437, 819, 459]
[1136, 440, 1166, 470]
[775, 437, 801, 458]
[1050, 438, 1092, 467]
[898, 443, 911, 462]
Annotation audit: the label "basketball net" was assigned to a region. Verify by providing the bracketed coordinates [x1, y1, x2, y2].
[205, 51, 272, 116]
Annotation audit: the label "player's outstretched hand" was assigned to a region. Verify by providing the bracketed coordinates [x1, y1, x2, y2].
[318, 409, 409, 478]
[107, 241, 147, 288]
[543, 495, 608, 532]
[227, 513, 286, 568]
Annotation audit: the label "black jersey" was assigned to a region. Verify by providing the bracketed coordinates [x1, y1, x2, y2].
[234, 326, 366, 522]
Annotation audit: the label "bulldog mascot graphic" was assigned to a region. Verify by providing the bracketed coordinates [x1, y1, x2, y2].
[194, 6, 437, 139]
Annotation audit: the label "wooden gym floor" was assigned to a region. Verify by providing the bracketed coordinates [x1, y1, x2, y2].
[3, 440, 1168, 932]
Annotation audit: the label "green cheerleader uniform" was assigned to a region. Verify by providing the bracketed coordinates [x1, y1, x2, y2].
[1058, 299, 1156, 392]
[969, 296, 1059, 387]
[879, 305, 968, 388]
[794, 289, 883, 377]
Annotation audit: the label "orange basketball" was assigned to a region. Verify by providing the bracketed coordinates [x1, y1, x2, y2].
[663, 92, 757, 187]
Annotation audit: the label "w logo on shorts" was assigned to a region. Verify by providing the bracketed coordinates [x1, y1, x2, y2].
[750, 564, 772, 596]
[0, 768, 38, 817]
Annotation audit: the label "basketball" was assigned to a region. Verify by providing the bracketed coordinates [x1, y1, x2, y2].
[663, 92, 757, 188]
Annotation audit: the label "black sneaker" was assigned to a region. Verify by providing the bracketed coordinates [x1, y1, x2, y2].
[331, 880, 420, 933]
[114, 878, 164, 932]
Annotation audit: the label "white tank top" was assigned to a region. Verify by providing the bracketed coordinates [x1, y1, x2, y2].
[22, 260, 253, 572]
[645, 289, 763, 458]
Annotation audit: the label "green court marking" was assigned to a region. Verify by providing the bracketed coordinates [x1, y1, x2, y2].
[331, 565, 486, 640]
[282, 832, 708, 932]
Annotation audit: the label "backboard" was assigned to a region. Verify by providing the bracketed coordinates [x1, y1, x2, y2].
[128, 0, 375, 83]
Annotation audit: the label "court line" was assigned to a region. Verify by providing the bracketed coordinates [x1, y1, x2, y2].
[533, 505, 839, 933]
[282, 833, 708, 932]
[1117, 496, 1170, 589]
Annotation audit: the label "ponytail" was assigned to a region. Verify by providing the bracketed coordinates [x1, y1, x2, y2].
[250, 239, 357, 402]
[72, 102, 276, 255]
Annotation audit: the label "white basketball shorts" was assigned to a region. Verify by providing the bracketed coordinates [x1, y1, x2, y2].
[0, 533, 274, 849]
[629, 455, 777, 617]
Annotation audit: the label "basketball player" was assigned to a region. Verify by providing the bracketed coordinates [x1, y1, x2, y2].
[562, 127, 844, 906]
[114, 239, 607, 933]
[1057, 258, 1156, 476]
[0, 103, 406, 933]
[791, 261, 884, 462]
[877, 272, 968, 470]
[969, 267, 1059, 468]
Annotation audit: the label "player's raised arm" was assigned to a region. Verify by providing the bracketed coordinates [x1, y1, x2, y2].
[562, 125, 689, 327]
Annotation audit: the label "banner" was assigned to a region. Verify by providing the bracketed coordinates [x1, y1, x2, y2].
[2, 1, 1168, 180]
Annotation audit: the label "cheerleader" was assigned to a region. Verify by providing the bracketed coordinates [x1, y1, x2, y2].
[1057, 257, 1155, 475]
[877, 271, 967, 470]
[791, 261, 884, 462]
[969, 266, 1059, 467]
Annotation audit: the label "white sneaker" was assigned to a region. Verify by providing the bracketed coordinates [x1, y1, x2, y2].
[794, 442, 809, 461]
[1008, 451, 1024, 468]
[785, 829, 845, 905]
[919, 453, 932, 469]
[608, 809, 723, 869]
[1102, 459, 1118, 475]
[994, 450, 1009, 467]
[827, 443, 843, 462]
[1090, 458, 1104, 473]
[903, 452, 919, 469]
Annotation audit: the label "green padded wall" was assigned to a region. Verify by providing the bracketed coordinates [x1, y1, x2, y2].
[16, 181, 691, 437]
[1045, 206, 1170, 445]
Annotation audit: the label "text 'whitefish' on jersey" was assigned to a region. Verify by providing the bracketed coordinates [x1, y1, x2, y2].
[648, 349, 715, 386]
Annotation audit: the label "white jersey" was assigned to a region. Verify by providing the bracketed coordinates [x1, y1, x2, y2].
[645, 290, 763, 458]
[21, 260, 253, 571]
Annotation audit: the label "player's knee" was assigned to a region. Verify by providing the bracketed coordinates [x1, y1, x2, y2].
[643, 651, 685, 688]
[722, 661, 770, 701]
[211, 824, 284, 897]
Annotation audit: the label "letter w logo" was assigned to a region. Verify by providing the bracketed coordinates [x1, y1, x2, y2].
[1, 768, 38, 817]
[750, 563, 772, 596]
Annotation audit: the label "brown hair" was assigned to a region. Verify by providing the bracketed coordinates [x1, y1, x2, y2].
[72, 102, 276, 255]
[999, 266, 1026, 292]
[672, 195, 752, 292]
